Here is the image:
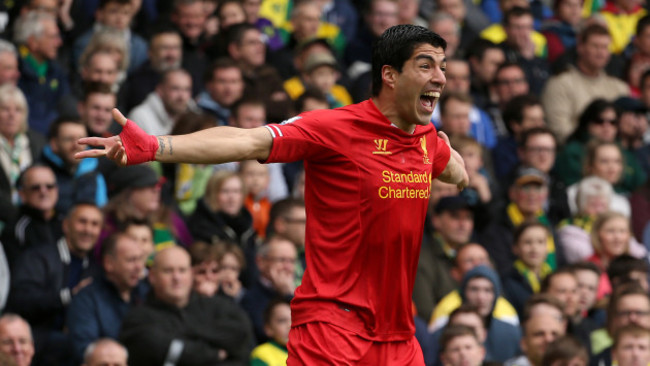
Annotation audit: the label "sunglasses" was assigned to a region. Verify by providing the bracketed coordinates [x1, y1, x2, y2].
[26, 183, 57, 192]
[593, 118, 617, 125]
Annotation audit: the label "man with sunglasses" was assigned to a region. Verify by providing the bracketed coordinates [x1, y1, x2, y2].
[0, 164, 63, 266]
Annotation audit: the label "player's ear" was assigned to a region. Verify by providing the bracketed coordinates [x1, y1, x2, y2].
[382, 65, 397, 89]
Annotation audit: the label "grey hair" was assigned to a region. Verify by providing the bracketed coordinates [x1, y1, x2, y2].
[13, 11, 56, 45]
[0, 84, 29, 134]
[428, 12, 460, 33]
[576, 176, 613, 212]
[0, 39, 17, 58]
[83, 338, 128, 364]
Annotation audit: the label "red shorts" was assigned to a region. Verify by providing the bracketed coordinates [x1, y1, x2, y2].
[286, 322, 425, 365]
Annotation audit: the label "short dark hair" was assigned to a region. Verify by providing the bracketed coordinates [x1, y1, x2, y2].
[99, 0, 131, 9]
[522, 293, 566, 325]
[263, 297, 291, 325]
[295, 87, 328, 113]
[82, 81, 115, 102]
[188, 241, 222, 266]
[439, 91, 472, 116]
[268, 198, 305, 236]
[502, 94, 540, 130]
[519, 126, 556, 148]
[607, 254, 649, 285]
[101, 232, 132, 260]
[371, 24, 446, 96]
[205, 57, 241, 83]
[503, 6, 533, 27]
[541, 267, 576, 293]
[569, 261, 601, 277]
[226, 22, 258, 47]
[579, 23, 610, 44]
[439, 325, 480, 353]
[541, 335, 589, 366]
[449, 303, 486, 327]
[119, 217, 154, 239]
[513, 220, 548, 247]
[637, 14, 650, 37]
[47, 116, 85, 139]
[467, 39, 500, 62]
[230, 96, 266, 120]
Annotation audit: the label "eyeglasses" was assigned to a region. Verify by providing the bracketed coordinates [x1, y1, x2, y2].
[526, 146, 555, 154]
[284, 217, 306, 224]
[267, 256, 296, 264]
[495, 78, 526, 86]
[593, 118, 617, 126]
[25, 183, 57, 192]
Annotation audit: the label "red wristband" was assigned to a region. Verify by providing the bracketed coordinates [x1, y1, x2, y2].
[119, 120, 159, 165]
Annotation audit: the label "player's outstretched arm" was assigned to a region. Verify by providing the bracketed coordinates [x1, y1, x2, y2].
[436, 131, 469, 191]
[75, 109, 273, 165]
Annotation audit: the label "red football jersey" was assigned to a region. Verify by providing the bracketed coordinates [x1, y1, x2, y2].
[264, 100, 451, 341]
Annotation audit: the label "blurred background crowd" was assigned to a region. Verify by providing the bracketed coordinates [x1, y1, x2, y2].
[0, 0, 650, 365]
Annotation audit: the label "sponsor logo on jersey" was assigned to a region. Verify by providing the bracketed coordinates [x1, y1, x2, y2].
[420, 137, 432, 164]
[372, 139, 392, 155]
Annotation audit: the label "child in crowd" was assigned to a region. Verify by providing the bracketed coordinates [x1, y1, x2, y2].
[240, 160, 272, 239]
[450, 135, 493, 206]
[217, 241, 246, 302]
[502, 221, 552, 318]
[121, 218, 155, 270]
[250, 299, 291, 365]
[301, 52, 352, 108]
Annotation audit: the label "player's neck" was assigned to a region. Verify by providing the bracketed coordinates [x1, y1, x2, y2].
[371, 97, 415, 134]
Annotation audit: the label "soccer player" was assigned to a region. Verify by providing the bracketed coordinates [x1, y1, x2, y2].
[76, 24, 468, 365]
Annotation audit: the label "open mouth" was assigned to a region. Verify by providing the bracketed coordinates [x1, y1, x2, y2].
[420, 91, 440, 112]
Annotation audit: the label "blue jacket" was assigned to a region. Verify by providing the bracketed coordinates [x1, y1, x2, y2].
[196, 91, 231, 126]
[66, 275, 149, 364]
[18, 49, 70, 135]
[40, 145, 107, 215]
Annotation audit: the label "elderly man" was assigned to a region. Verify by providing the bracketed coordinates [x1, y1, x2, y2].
[13, 11, 68, 135]
[0, 314, 34, 366]
[82, 338, 128, 366]
[119, 246, 252, 365]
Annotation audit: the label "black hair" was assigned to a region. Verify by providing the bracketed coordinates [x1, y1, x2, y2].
[371, 24, 446, 96]
[568, 98, 616, 143]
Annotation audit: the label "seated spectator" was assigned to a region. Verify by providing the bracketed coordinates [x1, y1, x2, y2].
[502, 221, 553, 319]
[122, 26, 184, 112]
[66, 232, 148, 364]
[0, 40, 20, 86]
[6, 203, 102, 365]
[626, 16, 650, 96]
[196, 58, 245, 126]
[119, 246, 252, 365]
[615, 96, 650, 176]
[541, 24, 629, 144]
[14, 11, 69, 135]
[72, 0, 147, 74]
[450, 135, 494, 209]
[540, 0, 582, 63]
[82, 338, 128, 366]
[267, 198, 307, 287]
[0, 85, 45, 218]
[216, 241, 246, 301]
[439, 325, 489, 366]
[414, 196, 475, 320]
[611, 325, 650, 366]
[189, 241, 221, 298]
[541, 335, 589, 366]
[588, 212, 645, 300]
[504, 311, 566, 366]
[103, 165, 192, 251]
[240, 160, 272, 239]
[572, 262, 604, 327]
[120, 218, 155, 269]
[0, 314, 34, 366]
[607, 254, 649, 292]
[250, 298, 291, 365]
[241, 236, 297, 343]
[467, 39, 505, 114]
[590, 283, 650, 365]
[41, 117, 108, 215]
[557, 176, 632, 262]
[555, 98, 647, 193]
[128, 68, 197, 136]
[0, 164, 63, 266]
[78, 82, 118, 138]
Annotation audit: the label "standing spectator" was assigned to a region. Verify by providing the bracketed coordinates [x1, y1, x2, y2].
[72, 0, 148, 74]
[0, 85, 45, 216]
[119, 246, 252, 365]
[486, 63, 531, 141]
[429, 13, 461, 58]
[41, 117, 108, 215]
[541, 335, 589, 366]
[6, 203, 102, 366]
[66, 232, 148, 364]
[542, 24, 629, 144]
[168, 0, 209, 92]
[0, 165, 62, 266]
[14, 11, 69, 136]
[438, 325, 489, 366]
[0, 314, 34, 366]
[467, 40, 505, 113]
[128, 68, 196, 136]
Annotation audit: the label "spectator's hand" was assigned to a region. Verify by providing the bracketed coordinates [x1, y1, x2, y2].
[195, 280, 219, 297]
[72, 277, 93, 296]
[59, 0, 74, 30]
[468, 172, 492, 203]
[269, 264, 295, 296]
[219, 276, 242, 299]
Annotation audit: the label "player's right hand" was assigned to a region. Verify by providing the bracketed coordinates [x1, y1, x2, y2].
[75, 109, 129, 166]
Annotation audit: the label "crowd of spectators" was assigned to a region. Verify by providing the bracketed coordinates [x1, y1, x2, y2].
[0, 0, 650, 365]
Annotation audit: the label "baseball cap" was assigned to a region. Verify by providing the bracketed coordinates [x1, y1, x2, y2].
[303, 52, 338, 74]
[512, 166, 548, 186]
[108, 165, 160, 197]
[434, 196, 472, 214]
[614, 96, 647, 114]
